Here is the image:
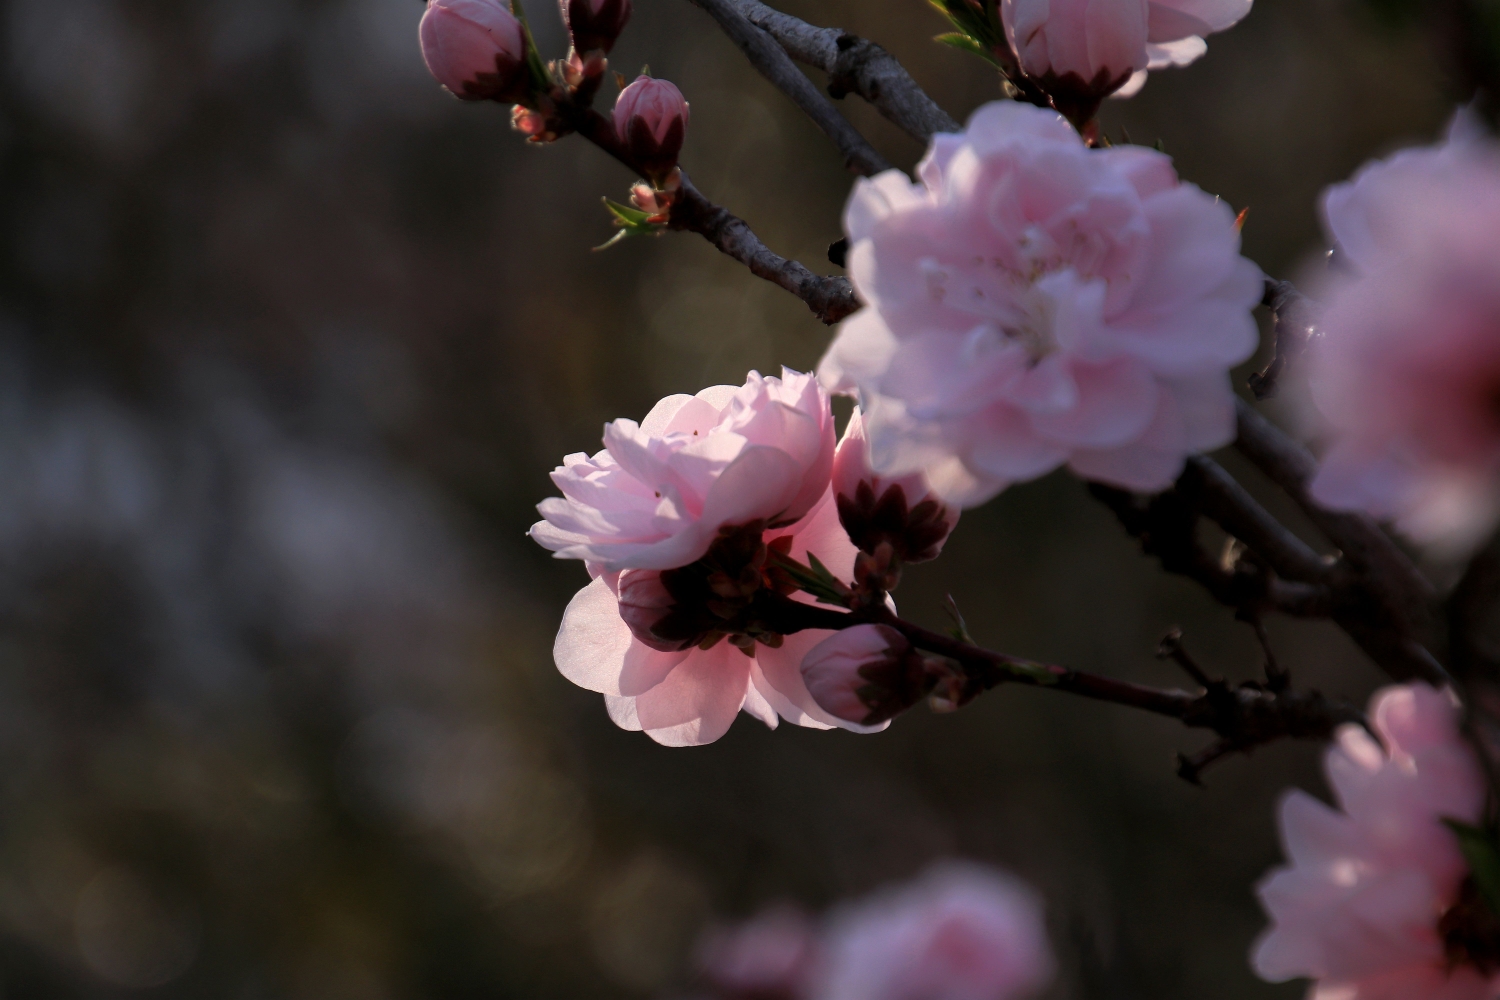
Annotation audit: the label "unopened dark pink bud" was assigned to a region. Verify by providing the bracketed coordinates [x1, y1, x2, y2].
[419, 0, 530, 103]
[562, 0, 632, 55]
[613, 75, 689, 182]
[800, 624, 929, 726]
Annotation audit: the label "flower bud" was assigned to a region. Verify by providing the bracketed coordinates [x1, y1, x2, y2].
[614, 75, 689, 183]
[617, 569, 705, 652]
[833, 408, 959, 563]
[562, 0, 632, 55]
[800, 625, 934, 726]
[419, 0, 531, 103]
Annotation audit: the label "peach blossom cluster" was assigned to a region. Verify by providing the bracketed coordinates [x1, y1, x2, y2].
[531, 372, 956, 745]
[1253, 684, 1492, 1000]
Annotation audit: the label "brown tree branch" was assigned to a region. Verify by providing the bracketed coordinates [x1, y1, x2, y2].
[671, 175, 860, 323]
[748, 591, 1364, 782]
[685, 0, 893, 176]
[1180, 455, 1336, 585]
[568, 107, 859, 324]
[1233, 399, 1447, 685]
[728, 0, 960, 142]
[1087, 481, 1334, 620]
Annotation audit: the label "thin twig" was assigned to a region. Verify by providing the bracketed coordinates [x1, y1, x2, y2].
[672, 176, 861, 323]
[1180, 455, 1335, 585]
[729, 0, 960, 141]
[1087, 482, 1333, 620]
[568, 107, 859, 324]
[686, 0, 892, 176]
[746, 591, 1364, 781]
[1247, 279, 1317, 401]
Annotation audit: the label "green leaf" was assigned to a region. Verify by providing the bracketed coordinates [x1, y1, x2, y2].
[933, 32, 1000, 66]
[593, 199, 665, 251]
[1444, 819, 1500, 917]
[603, 199, 653, 226]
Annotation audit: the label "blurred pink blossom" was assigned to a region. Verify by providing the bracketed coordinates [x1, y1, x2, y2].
[615, 75, 690, 181]
[800, 623, 926, 726]
[819, 101, 1261, 507]
[832, 408, 959, 562]
[531, 369, 835, 573]
[1002, 0, 1251, 107]
[697, 905, 818, 998]
[1252, 684, 1491, 1000]
[813, 862, 1054, 1000]
[1306, 114, 1500, 552]
[549, 486, 887, 745]
[418, 0, 530, 103]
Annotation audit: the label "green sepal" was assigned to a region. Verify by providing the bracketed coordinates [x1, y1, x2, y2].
[510, 0, 554, 96]
[768, 549, 850, 607]
[1444, 819, 1500, 917]
[933, 32, 1001, 66]
[594, 198, 664, 250]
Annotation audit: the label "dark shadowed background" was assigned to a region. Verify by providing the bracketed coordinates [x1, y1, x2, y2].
[0, 0, 1473, 996]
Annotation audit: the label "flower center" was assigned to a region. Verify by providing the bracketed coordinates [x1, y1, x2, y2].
[999, 286, 1061, 365]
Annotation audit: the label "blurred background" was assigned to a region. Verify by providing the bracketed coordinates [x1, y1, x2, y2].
[0, 0, 1481, 995]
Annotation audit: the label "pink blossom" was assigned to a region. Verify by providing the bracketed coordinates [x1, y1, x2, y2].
[549, 486, 885, 746]
[531, 369, 835, 574]
[1252, 684, 1491, 1000]
[1306, 114, 1500, 551]
[1002, 0, 1252, 106]
[833, 408, 959, 562]
[561, 0, 631, 55]
[813, 862, 1054, 1000]
[614, 75, 690, 182]
[800, 624, 928, 726]
[697, 905, 818, 997]
[418, 0, 530, 103]
[819, 101, 1262, 507]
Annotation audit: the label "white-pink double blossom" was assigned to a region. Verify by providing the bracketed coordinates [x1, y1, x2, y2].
[1002, 0, 1253, 101]
[531, 369, 834, 573]
[548, 488, 881, 745]
[533, 372, 886, 746]
[1305, 114, 1500, 552]
[1252, 684, 1491, 1000]
[819, 101, 1262, 507]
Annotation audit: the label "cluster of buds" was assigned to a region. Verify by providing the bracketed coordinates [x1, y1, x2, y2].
[419, 0, 691, 226]
[616, 522, 796, 656]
